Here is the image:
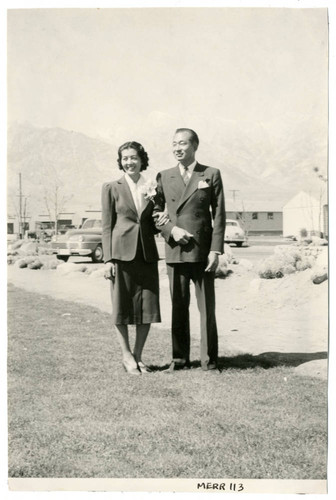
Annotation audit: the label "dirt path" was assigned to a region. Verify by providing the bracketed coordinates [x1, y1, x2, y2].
[7, 261, 328, 361]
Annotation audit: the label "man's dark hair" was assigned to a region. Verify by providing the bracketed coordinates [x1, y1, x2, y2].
[175, 128, 199, 148]
[117, 141, 149, 171]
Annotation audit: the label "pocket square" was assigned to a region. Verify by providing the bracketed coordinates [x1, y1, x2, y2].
[198, 180, 209, 189]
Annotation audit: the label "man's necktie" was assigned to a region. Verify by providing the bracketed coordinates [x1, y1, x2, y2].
[182, 166, 189, 185]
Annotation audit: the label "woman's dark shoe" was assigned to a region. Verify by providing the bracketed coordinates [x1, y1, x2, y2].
[137, 361, 152, 374]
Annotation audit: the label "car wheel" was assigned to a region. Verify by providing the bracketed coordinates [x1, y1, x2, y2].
[56, 255, 69, 262]
[91, 244, 104, 263]
[235, 242, 243, 247]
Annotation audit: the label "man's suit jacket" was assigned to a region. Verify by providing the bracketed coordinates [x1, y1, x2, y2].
[154, 162, 226, 263]
[101, 176, 159, 263]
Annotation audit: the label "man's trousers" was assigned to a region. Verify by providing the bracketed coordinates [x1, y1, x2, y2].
[166, 262, 218, 369]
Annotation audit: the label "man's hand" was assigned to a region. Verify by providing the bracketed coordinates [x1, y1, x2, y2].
[104, 262, 115, 280]
[205, 251, 219, 272]
[171, 226, 193, 245]
[153, 211, 169, 226]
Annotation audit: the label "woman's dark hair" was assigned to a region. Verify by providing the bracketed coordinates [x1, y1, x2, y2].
[117, 141, 149, 171]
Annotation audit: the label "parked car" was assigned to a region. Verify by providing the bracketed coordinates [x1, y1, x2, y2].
[224, 219, 247, 247]
[51, 219, 103, 263]
[58, 224, 76, 235]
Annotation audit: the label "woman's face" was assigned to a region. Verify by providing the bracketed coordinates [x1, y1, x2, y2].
[120, 148, 142, 177]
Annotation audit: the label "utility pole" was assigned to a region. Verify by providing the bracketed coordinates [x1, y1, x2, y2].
[16, 173, 29, 239]
[55, 185, 59, 240]
[229, 189, 240, 203]
[313, 166, 327, 238]
[18, 173, 23, 239]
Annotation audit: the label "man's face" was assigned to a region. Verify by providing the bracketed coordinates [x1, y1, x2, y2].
[172, 131, 197, 167]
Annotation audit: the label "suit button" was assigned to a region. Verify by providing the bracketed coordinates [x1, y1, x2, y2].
[172, 198, 175, 201]
[196, 230, 200, 235]
[195, 212, 200, 217]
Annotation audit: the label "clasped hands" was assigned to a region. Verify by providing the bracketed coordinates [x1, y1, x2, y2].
[153, 211, 169, 226]
[170, 227, 219, 272]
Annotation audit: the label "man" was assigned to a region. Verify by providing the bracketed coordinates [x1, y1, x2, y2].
[154, 128, 226, 371]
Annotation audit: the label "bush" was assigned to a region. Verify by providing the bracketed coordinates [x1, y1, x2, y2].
[14, 259, 28, 269]
[17, 242, 39, 256]
[258, 245, 317, 279]
[27, 259, 43, 270]
[41, 259, 60, 270]
[10, 240, 25, 251]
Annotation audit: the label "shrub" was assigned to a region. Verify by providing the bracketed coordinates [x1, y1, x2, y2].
[41, 259, 60, 270]
[10, 240, 25, 251]
[27, 259, 43, 270]
[258, 245, 318, 279]
[14, 259, 28, 269]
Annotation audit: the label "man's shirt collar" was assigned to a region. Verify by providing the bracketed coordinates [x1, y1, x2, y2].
[178, 160, 197, 175]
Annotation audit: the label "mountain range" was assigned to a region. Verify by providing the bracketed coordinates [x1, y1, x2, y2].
[7, 121, 328, 219]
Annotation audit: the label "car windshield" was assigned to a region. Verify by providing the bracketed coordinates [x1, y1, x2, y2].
[227, 221, 238, 226]
[82, 219, 102, 229]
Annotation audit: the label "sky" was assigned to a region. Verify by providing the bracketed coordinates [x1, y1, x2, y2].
[7, 7, 328, 152]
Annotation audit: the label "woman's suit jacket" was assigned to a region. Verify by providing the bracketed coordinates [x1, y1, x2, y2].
[101, 176, 159, 264]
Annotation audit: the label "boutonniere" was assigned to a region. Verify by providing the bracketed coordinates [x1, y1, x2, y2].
[140, 179, 158, 203]
[198, 180, 209, 189]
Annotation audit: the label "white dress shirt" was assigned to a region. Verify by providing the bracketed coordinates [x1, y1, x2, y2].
[124, 173, 146, 215]
[178, 160, 197, 183]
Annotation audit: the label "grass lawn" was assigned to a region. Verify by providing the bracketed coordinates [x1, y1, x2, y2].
[7, 284, 327, 479]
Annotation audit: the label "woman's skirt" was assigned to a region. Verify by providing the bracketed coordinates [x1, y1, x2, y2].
[110, 243, 161, 325]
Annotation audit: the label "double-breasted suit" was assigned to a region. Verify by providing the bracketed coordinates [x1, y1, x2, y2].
[101, 176, 161, 325]
[154, 162, 226, 368]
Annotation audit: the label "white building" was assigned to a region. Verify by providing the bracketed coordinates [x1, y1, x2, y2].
[283, 191, 328, 239]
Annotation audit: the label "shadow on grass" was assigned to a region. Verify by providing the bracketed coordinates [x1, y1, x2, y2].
[218, 351, 328, 370]
[150, 351, 327, 372]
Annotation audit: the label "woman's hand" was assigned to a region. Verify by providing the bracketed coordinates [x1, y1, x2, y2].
[104, 262, 115, 281]
[153, 211, 169, 226]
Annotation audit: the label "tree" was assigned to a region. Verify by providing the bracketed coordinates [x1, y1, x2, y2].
[41, 163, 72, 241]
[233, 201, 252, 239]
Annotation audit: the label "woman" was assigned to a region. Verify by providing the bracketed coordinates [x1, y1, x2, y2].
[101, 141, 165, 375]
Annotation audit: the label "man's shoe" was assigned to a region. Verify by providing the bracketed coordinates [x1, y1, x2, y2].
[137, 361, 153, 374]
[163, 361, 190, 373]
[202, 362, 220, 372]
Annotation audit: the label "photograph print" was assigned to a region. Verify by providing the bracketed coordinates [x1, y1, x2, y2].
[6, 5, 329, 494]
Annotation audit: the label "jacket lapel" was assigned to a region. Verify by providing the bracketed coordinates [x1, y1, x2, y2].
[177, 163, 205, 211]
[170, 165, 186, 196]
[117, 175, 138, 216]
